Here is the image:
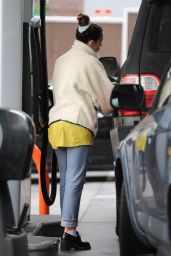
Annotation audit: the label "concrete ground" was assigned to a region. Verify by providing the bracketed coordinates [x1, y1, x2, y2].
[30, 171, 155, 256]
[31, 171, 119, 255]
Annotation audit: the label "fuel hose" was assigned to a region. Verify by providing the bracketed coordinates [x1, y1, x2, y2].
[39, 0, 57, 206]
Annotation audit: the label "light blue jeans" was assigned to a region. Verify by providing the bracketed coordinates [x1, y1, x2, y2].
[55, 146, 90, 227]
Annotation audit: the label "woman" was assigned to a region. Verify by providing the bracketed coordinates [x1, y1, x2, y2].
[48, 13, 113, 251]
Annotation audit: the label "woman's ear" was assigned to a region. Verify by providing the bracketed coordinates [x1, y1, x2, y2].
[87, 40, 95, 49]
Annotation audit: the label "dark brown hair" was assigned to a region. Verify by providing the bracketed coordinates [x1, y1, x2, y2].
[76, 14, 103, 43]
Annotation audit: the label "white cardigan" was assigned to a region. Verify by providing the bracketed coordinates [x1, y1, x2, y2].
[49, 40, 114, 136]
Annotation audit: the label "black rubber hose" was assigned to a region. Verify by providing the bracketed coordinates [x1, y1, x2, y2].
[39, 0, 57, 205]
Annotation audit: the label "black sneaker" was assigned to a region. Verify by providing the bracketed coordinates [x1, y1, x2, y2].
[61, 231, 91, 251]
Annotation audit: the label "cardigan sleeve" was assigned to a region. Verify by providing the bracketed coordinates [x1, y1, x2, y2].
[84, 60, 114, 115]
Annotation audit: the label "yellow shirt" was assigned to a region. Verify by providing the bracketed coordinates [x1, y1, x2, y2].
[48, 121, 94, 149]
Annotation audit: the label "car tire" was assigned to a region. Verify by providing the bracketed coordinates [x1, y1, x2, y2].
[115, 160, 123, 238]
[115, 196, 120, 237]
[119, 183, 156, 256]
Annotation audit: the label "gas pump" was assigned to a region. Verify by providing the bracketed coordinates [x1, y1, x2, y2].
[0, 0, 60, 255]
[0, 0, 34, 228]
[22, 0, 57, 207]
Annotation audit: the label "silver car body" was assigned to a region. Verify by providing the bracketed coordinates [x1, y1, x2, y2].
[118, 74, 171, 255]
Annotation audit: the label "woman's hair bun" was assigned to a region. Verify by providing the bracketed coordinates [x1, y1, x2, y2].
[77, 14, 90, 26]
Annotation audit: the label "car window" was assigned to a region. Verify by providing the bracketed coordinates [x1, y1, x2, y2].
[150, 2, 171, 52]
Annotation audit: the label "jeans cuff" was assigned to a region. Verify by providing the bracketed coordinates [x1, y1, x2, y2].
[61, 219, 78, 228]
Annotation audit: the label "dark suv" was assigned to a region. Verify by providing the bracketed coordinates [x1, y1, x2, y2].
[111, 0, 171, 155]
[107, 0, 171, 255]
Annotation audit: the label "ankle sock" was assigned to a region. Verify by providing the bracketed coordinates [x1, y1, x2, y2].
[65, 230, 77, 237]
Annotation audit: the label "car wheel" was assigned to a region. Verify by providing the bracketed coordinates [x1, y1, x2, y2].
[115, 195, 120, 237]
[115, 160, 123, 237]
[119, 183, 156, 256]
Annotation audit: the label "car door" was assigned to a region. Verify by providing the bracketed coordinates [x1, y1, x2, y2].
[133, 71, 171, 245]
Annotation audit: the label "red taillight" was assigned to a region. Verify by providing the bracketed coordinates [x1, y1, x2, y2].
[120, 74, 160, 116]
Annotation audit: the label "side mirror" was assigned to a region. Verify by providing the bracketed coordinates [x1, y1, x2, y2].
[110, 84, 147, 111]
[99, 57, 120, 82]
